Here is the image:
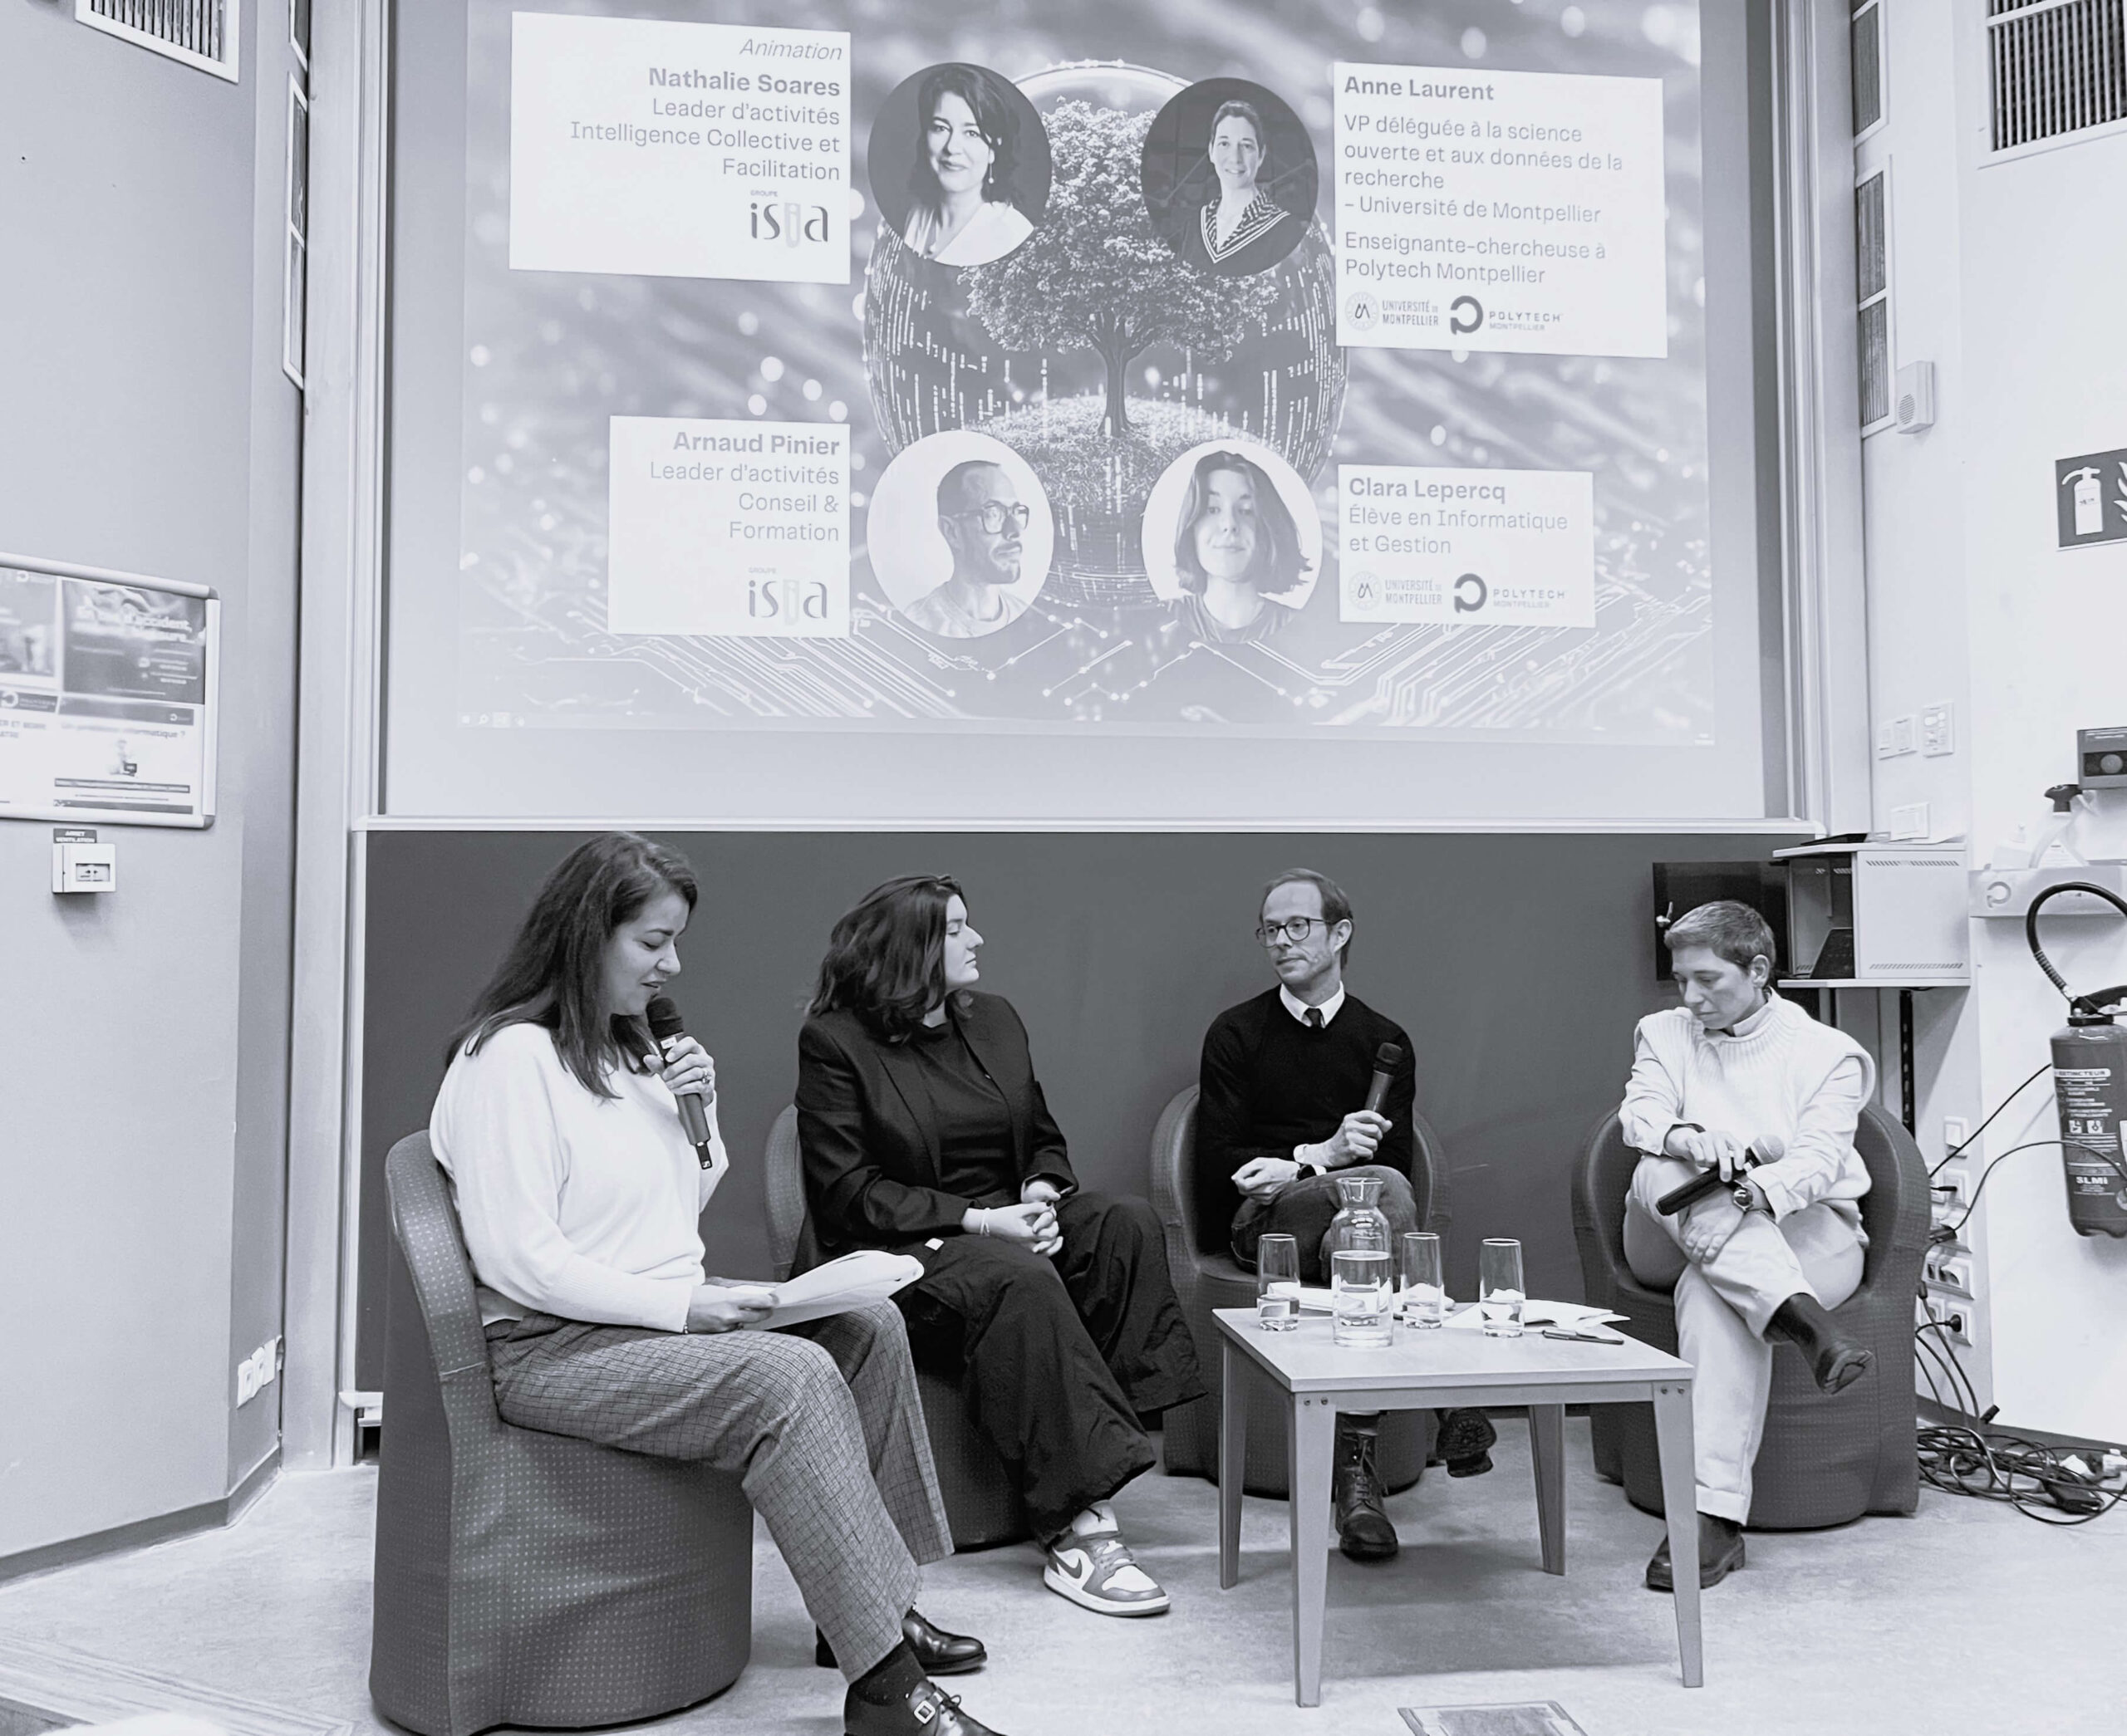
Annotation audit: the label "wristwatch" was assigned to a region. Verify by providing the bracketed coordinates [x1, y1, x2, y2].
[1732, 1179, 1770, 1214]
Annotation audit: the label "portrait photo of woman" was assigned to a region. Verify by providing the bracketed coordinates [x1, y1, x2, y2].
[1141, 81, 1317, 279]
[868, 64, 1050, 270]
[1147, 444, 1320, 645]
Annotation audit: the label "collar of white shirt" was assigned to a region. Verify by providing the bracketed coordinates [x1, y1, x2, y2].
[1280, 984, 1346, 1027]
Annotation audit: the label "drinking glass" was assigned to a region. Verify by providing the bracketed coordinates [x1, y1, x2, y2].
[1478, 1238, 1525, 1338]
[1331, 1248, 1393, 1348]
[1398, 1232, 1444, 1329]
[1256, 1233, 1300, 1331]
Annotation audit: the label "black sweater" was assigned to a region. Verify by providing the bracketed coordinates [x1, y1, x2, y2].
[1193, 988, 1417, 1256]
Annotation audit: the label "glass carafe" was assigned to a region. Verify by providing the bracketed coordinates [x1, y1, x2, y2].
[1327, 1175, 1393, 1348]
[1324, 1173, 1392, 1258]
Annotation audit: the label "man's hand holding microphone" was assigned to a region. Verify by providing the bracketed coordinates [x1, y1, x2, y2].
[1231, 1110, 1390, 1201]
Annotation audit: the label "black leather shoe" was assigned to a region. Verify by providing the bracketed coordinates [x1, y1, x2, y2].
[1767, 1294, 1874, 1394]
[844, 1677, 1005, 1736]
[1432, 1407, 1498, 1478]
[818, 1611, 987, 1675]
[1645, 1513, 1746, 1591]
[1333, 1417, 1399, 1562]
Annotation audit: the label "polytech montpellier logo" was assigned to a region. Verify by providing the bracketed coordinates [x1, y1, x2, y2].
[1448, 295, 1485, 336]
[1452, 571, 1489, 614]
[749, 195, 832, 248]
[1343, 291, 1380, 334]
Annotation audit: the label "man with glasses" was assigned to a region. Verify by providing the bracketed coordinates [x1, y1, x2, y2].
[1195, 869, 1496, 1562]
[903, 460, 1033, 638]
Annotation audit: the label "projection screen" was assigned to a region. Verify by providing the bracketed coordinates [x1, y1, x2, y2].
[384, 0, 1790, 824]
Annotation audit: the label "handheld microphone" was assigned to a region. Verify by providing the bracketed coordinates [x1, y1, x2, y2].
[1657, 1132, 1786, 1216]
[1362, 1042, 1404, 1116]
[645, 995, 712, 1154]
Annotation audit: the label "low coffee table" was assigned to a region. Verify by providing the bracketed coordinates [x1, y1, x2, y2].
[1214, 1307, 1701, 1706]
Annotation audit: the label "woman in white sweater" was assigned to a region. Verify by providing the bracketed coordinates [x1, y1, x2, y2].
[1619, 900, 1877, 1592]
[428, 833, 1005, 1736]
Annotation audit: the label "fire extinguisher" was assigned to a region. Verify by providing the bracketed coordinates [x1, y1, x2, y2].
[2026, 881, 2127, 1238]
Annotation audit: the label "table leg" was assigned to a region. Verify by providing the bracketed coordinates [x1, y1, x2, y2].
[1651, 1380, 1703, 1688]
[1288, 1394, 1336, 1707]
[1219, 1339, 1246, 1590]
[1527, 1404, 1566, 1575]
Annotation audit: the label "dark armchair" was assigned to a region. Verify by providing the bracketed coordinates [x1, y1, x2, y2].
[371, 1135, 754, 1736]
[762, 1106, 1029, 1549]
[1569, 1101, 1926, 1528]
[1148, 1085, 1449, 1494]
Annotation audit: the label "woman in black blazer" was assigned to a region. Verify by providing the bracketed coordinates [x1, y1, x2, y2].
[797, 876, 1204, 1619]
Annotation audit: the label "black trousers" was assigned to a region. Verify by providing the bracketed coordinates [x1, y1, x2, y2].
[896, 1190, 1205, 1542]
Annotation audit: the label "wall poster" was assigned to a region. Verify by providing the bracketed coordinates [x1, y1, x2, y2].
[0, 555, 219, 828]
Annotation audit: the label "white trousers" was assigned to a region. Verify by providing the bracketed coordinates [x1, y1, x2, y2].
[1623, 1158, 1863, 1522]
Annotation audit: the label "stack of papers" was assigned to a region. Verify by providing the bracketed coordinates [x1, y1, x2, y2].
[1445, 1300, 1629, 1336]
[738, 1250, 925, 1330]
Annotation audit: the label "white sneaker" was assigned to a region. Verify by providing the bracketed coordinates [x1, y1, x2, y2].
[1042, 1528, 1170, 1616]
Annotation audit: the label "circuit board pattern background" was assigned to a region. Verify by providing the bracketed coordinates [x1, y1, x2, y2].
[452, 0, 1717, 742]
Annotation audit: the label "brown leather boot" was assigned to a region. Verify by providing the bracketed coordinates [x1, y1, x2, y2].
[1333, 1413, 1399, 1562]
[1767, 1293, 1874, 1393]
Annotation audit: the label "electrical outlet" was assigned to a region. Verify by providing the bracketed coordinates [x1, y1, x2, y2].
[1925, 1292, 1973, 1346]
[233, 1336, 282, 1409]
[1921, 703, 1955, 757]
[1932, 1162, 1973, 1227]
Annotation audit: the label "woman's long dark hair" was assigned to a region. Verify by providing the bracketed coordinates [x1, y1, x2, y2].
[908, 63, 1022, 223]
[1172, 449, 1314, 598]
[808, 874, 965, 1042]
[445, 833, 699, 1098]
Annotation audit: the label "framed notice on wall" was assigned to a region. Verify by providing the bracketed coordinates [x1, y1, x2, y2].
[0, 553, 219, 828]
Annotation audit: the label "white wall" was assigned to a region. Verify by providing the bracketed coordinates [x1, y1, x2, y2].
[1859, 0, 2127, 1438]
[0, 4, 302, 1563]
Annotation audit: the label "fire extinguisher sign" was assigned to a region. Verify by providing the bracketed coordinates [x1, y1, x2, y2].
[2056, 447, 2127, 548]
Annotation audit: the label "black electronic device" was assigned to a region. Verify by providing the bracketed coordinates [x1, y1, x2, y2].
[1656, 1135, 1787, 1216]
[1361, 1042, 1402, 1116]
[645, 994, 715, 1160]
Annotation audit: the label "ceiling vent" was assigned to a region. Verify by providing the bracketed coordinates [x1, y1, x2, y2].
[76, 1, 241, 84]
[1987, 0, 2127, 155]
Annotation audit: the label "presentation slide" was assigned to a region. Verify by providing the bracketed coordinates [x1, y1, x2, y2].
[388, 0, 1778, 822]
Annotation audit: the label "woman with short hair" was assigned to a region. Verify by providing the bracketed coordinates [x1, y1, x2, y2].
[902, 65, 1034, 267]
[429, 834, 1005, 1736]
[1620, 900, 1877, 1593]
[796, 875, 1205, 1617]
[1169, 449, 1313, 643]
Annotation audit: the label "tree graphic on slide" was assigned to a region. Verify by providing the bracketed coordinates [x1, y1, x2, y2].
[965, 101, 1279, 436]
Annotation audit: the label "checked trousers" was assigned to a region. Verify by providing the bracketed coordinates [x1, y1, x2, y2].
[484, 1299, 951, 1681]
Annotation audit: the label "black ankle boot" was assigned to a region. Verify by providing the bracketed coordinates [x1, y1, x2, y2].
[1767, 1293, 1874, 1394]
[1333, 1414, 1398, 1562]
[1645, 1513, 1746, 1591]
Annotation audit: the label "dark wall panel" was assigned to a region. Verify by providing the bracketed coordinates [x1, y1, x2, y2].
[358, 828, 1805, 1383]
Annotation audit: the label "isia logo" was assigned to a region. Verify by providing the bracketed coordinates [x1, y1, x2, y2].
[749, 199, 831, 247]
[748, 577, 833, 620]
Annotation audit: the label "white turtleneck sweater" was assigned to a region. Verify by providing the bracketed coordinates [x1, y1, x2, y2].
[1619, 995, 1875, 1230]
[429, 1020, 729, 1331]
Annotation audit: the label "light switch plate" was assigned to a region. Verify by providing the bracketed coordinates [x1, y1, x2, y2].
[1890, 801, 1931, 840]
[1921, 704, 1955, 757]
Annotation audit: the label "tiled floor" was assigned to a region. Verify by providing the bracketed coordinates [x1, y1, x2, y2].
[1, 1415, 2118, 1735]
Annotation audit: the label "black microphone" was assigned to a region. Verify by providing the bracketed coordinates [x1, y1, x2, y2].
[645, 995, 712, 1153]
[1362, 1042, 1403, 1116]
[1657, 1132, 1786, 1216]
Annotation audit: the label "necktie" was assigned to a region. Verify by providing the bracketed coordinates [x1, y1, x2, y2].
[1304, 1008, 1324, 1029]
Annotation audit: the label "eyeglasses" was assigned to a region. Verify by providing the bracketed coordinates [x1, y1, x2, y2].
[1255, 917, 1333, 945]
[947, 502, 1031, 536]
